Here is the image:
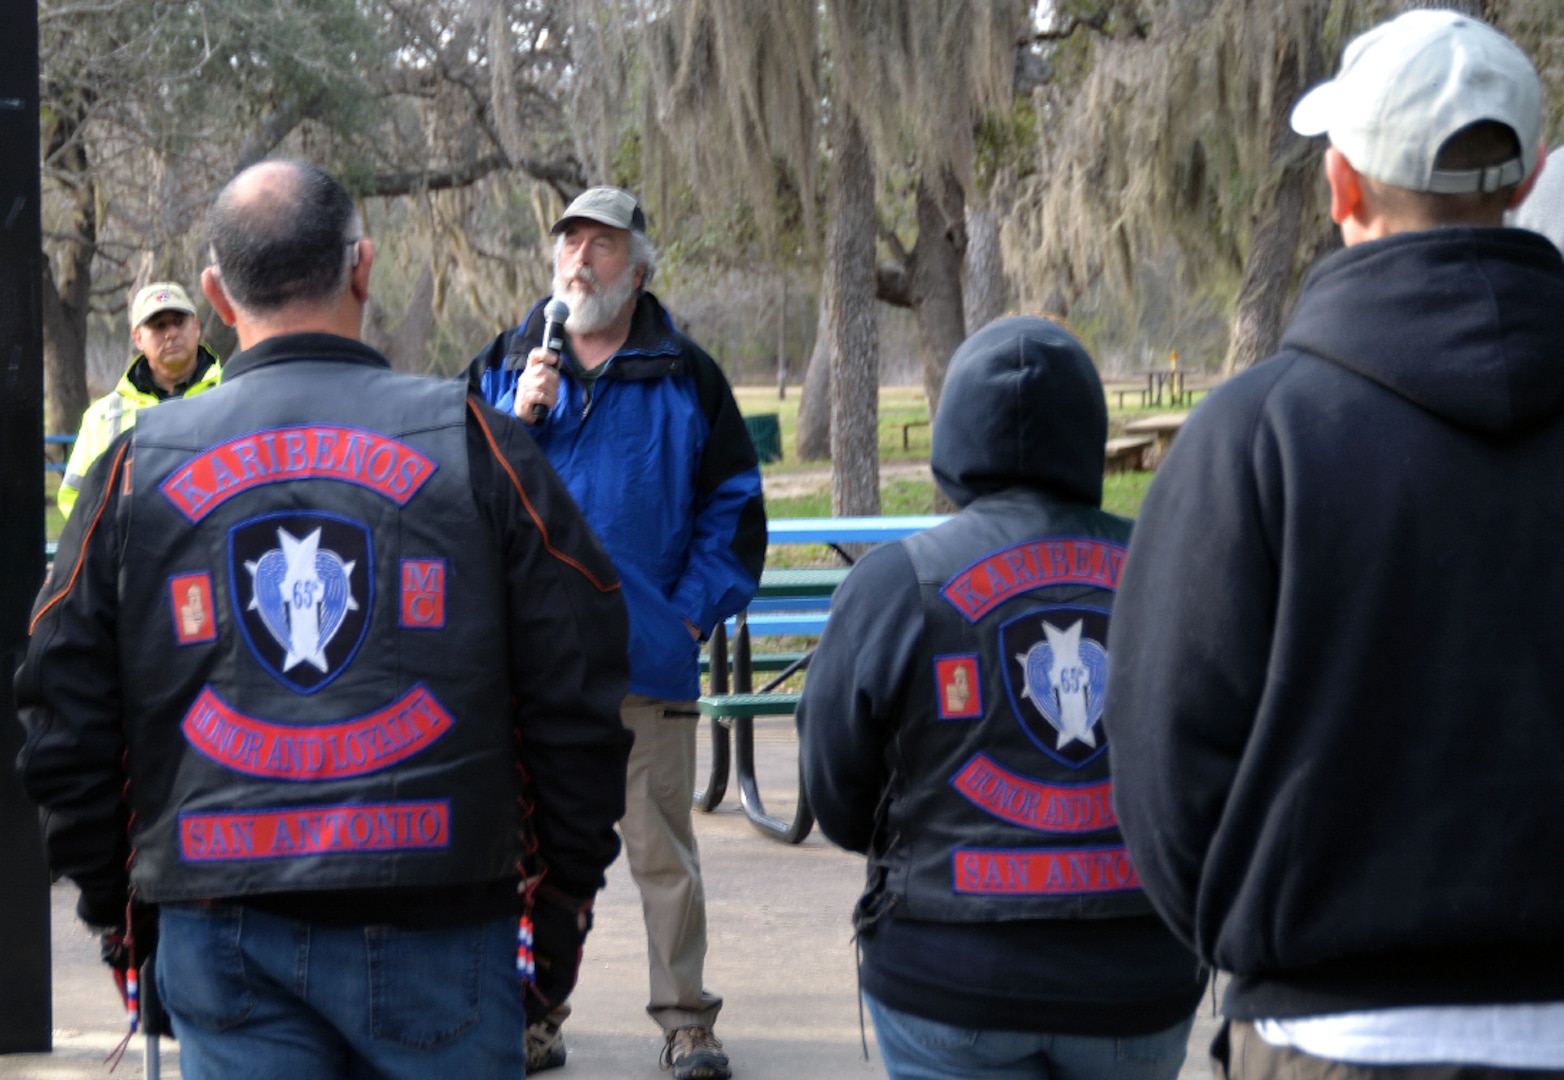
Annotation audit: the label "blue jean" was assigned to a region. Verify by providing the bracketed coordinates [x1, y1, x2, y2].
[865, 991, 1193, 1080]
[155, 902, 527, 1080]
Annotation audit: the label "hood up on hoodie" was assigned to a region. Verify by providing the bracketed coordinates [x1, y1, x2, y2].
[931, 315, 1107, 509]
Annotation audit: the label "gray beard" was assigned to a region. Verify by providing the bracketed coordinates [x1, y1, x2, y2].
[553, 266, 638, 336]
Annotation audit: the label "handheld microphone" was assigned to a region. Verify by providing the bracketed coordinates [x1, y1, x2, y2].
[533, 298, 570, 423]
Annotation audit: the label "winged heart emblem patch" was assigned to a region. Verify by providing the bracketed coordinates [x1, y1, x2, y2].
[999, 605, 1111, 768]
[230, 512, 372, 694]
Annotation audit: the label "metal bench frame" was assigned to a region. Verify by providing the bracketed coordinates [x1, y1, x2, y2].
[696, 620, 815, 843]
[694, 518, 948, 844]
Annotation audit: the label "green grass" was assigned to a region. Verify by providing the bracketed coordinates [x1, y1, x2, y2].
[44, 473, 64, 543]
[736, 384, 1162, 525]
[1102, 472, 1155, 519]
[763, 477, 935, 519]
[736, 385, 934, 476]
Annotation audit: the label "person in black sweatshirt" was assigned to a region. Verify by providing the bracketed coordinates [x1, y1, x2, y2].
[797, 315, 1205, 1080]
[1106, 11, 1564, 1078]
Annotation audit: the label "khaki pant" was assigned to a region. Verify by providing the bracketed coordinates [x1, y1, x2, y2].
[619, 694, 723, 1031]
[1217, 1020, 1564, 1080]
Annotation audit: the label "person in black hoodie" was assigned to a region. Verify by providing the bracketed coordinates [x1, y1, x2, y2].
[1106, 11, 1564, 1079]
[796, 316, 1205, 1080]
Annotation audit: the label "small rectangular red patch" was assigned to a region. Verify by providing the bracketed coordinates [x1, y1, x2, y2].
[400, 559, 446, 629]
[170, 572, 217, 645]
[935, 654, 982, 719]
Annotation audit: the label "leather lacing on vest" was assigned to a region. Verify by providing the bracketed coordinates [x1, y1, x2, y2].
[849, 772, 903, 1061]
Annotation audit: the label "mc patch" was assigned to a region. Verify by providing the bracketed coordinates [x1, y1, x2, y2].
[400, 558, 446, 629]
[999, 605, 1111, 768]
[935, 653, 982, 720]
[230, 511, 372, 694]
[169, 572, 218, 645]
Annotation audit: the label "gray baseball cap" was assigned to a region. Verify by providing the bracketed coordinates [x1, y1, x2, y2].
[550, 186, 648, 234]
[1290, 9, 1540, 194]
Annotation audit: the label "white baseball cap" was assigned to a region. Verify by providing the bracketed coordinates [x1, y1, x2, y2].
[1290, 9, 1540, 194]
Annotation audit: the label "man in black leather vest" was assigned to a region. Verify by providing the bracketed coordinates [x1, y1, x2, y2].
[16, 159, 633, 1078]
[796, 316, 1204, 1080]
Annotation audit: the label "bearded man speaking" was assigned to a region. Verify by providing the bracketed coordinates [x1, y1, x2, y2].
[469, 187, 765, 1080]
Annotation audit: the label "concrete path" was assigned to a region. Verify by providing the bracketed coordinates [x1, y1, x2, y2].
[0, 714, 1222, 1079]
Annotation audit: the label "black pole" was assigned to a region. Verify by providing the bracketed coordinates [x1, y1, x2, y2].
[0, 0, 53, 1055]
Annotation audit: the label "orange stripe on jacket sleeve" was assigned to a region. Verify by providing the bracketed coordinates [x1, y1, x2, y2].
[30, 442, 129, 636]
[467, 399, 620, 594]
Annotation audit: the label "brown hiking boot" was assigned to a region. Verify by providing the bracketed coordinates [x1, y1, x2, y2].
[659, 1025, 731, 1080]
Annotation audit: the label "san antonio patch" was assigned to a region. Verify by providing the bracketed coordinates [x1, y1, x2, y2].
[999, 605, 1110, 768]
[230, 511, 372, 694]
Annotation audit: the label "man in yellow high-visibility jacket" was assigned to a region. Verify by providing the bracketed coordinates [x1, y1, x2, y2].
[57, 282, 222, 518]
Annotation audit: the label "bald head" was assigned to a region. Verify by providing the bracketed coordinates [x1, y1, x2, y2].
[208, 160, 361, 314]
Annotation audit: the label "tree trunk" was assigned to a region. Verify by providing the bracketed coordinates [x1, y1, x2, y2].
[40, 105, 94, 436]
[202, 314, 239, 362]
[826, 107, 880, 517]
[910, 166, 967, 424]
[775, 276, 788, 400]
[364, 263, 437, 372]
[796, 288, 832, 461]
[963, 196, 1008, 336]
[1223, 180, 1307, 374]
[1222, 8, 1326, 376]
[1401, 0, 1481, 14]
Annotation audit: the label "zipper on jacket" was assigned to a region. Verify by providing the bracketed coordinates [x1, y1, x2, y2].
[576, 357, 612, 421]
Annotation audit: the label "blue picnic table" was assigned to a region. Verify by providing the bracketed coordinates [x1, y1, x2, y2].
[44, 432, 76, 473]
[763, 514, 949, 544]
[732, 515, 950, 635]
[699, 514, 948, 842]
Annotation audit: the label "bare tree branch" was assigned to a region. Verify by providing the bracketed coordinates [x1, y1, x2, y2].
[367, 152, 585, 198]
[1019, 9, 1146, 45]
[39, 1, 145, 24]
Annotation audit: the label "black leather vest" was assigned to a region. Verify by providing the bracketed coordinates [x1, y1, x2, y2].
[118, 357, 520, 901]
[879, 488, 1152, 922]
